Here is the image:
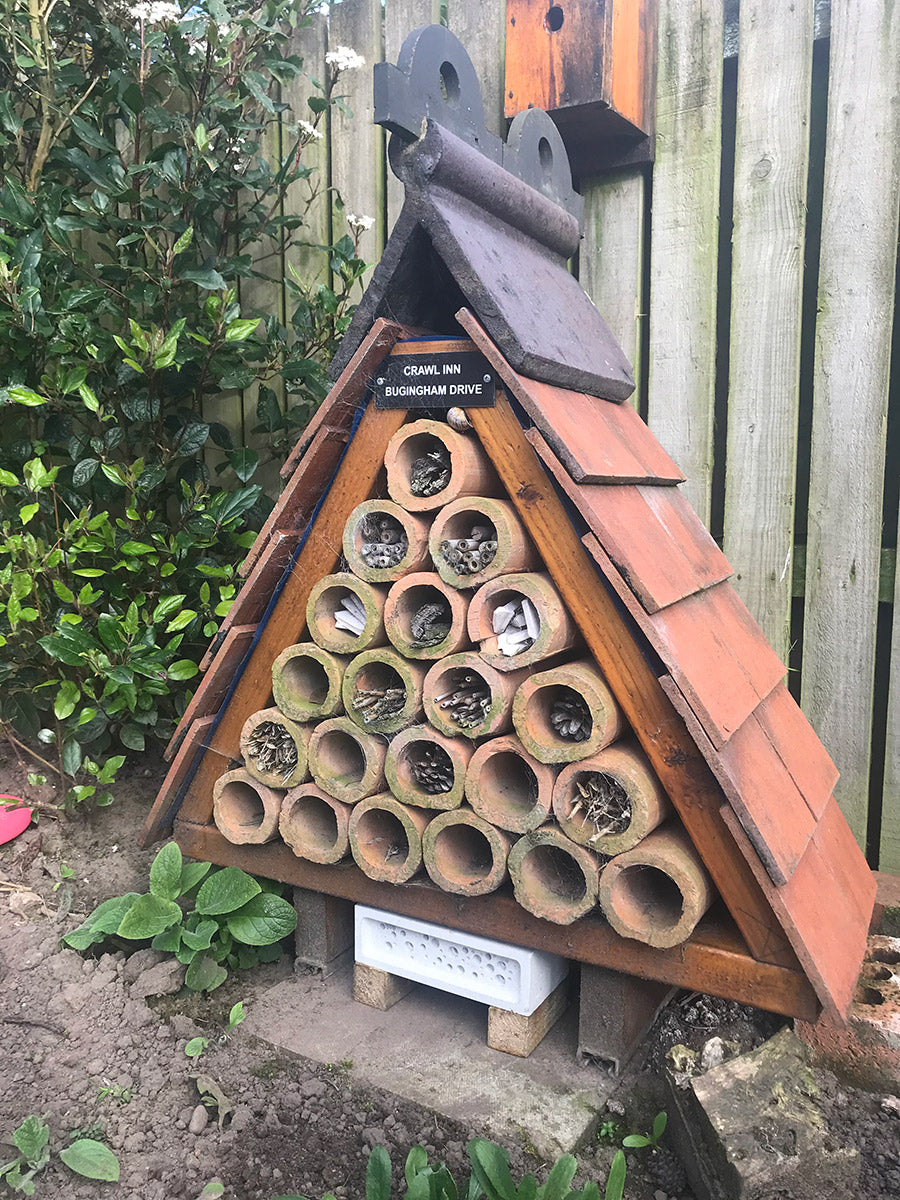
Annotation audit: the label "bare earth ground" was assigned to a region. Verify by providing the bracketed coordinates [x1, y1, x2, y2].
[1, 751, 899, 1200]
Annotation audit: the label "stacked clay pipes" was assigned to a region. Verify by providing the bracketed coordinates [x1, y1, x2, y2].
[211, 418, 716, 950]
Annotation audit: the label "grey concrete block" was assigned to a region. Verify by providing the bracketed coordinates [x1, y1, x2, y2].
[293, 887, 354, 974]
[578, 964, 674, 1074]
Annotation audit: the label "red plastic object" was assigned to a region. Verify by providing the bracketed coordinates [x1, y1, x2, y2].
[0, 798, 33, 845]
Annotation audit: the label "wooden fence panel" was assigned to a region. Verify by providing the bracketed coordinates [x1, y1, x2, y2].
[721, 0, 813, 665]
[646, 0, 724, 524]
[445, 0, 507, 137]
[385, 1, 442, 230]
[579, 171, 646, 409]
[284, 14, 331, 295]
[801, 0, 900, 849]
[330, 0, 385, 275]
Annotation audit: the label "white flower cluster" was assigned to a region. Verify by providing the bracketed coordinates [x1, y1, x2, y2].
[325, 45, 366, 72]
[130, 1, 180, 24]
[347, 212, 374, 232]
[297, 120, 323, 142]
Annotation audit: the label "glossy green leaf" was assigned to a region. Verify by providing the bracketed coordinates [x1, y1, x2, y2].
[59, 1139, 120, 1182]
[149, 841, 183, 901]
[226, 892, 296, 945]
[195, 866, 261, 916]
[54, 680, 80, 719]
[117, 893, 182, 939]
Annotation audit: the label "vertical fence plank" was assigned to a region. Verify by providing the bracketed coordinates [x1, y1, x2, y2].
[385, 0, 441, 231]
[580, 171, 646, 408]
[721, 0, 813, 664]
[330, 0, 385, 277]
[881, 550, 900, 870]
[445, 0, 507, 137]
[646, 0, 723, 524]
[801, 0, 900, 848]
[284, 13, 331, 293]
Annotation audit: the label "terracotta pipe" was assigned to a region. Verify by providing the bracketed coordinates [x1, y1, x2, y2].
[342, 647, 427, 735]
[279, 784, 352, 865]
[383, 571, 470, 660]
[466, 572, 578, 671]
[348, 793, 431, 884]
[428, 495, 538, 589]
[306, 573, 388, 654]
[464, 734, 556, 833]
[384, 417, 500, 512]
[598, 822, 715, 949]
[422, 809, 512, 897]
[239, 706, 311, 790]
[384, 724, 472, 811]
[271, 642, 346, 722]
[507, 825, 601, 925]
[307, 716, 387, 804]
[342, 499, 431, 583]
[553, 739, 671, 855]
[422, 652, 529, 740]
[212, 768, 281, 845]
[512, 658, 626, 764]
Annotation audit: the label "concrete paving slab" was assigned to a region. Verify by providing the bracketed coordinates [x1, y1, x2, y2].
[245, 965, 612, 1158]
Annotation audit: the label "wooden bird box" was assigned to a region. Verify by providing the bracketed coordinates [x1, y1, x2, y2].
[504, 0, 658, 175]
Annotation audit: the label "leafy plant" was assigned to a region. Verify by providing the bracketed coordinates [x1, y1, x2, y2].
[95, 1080, 135, 1105]
[271, 1138, 629, 1200]
[63, 840, 296, 988]
[0, 1116, 50, 1195]
[0, 0, 369, 805]
[185, 1036, 210, 1061]
[0, 1117, 120, 1193]
[621, 1112, 667, 1152]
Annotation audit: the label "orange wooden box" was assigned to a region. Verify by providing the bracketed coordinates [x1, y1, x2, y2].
[504, 0, 657, 174]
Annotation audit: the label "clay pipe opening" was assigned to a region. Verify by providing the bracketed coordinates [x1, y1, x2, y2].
[212, 768, 281, 845]
[279, 785, 352, 865]
[383, 572, 470, 659]
[423, 652, 528, 740]
[307, 716, 387, 804]
[598, 823, 715, 949]
[422, 809, 511, 896]
[429, 496, 537, 589]
[466, 572, 578, 671]
[342, 499, 430, 583]
[512, 658, 626, 764]
[271, 642, 346, 722]
[385, 725, 471, 810]
[384, 418, 499, 512]
[348, 794, 430, 884]
[342, 648, 427, 735]
[306, 573, 388, 654]
[464, 735, 555, 832]
[507, 826, 600, 925]
[239, 707, 311, 790]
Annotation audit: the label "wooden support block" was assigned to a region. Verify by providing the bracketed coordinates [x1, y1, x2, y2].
[487, 979, 569, 1058]
[353, 962, 417, 1011]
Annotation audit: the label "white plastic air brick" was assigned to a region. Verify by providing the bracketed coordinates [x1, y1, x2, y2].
[354, 905, 568, 1016]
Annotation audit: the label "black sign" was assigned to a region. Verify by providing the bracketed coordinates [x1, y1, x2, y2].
[373, 351, 496, 409]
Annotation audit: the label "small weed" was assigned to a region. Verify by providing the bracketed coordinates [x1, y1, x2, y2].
[52, 864, 75, 893]
[622, 1111, 667, 1151]
[26, 775, 47, 789]
[185, 1037, 210, 1062]
[95, 1080, 135, 1105]
[66, 1122, 105, 1144]
[597, 1118, 624, 1144]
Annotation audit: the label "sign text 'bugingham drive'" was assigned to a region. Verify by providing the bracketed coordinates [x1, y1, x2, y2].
[373, 351, 496, 409]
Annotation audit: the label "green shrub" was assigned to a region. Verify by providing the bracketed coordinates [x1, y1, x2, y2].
[0, 0, 368, 805]
[64, 840, 297, 988]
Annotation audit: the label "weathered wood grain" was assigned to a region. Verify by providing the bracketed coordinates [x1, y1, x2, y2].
[385, 0, 441, 230]
[647, 0, 724, 523]
[140, 717, 215, 847]
[721, 798, 875, 1020]
[330, 0, 385, 276]
[176, 817, 818, 1018]
[722, 0, 812, 665]
[459, 309, 682, 485]
[580, 170, 646, 408]
[801, 0, 900, 847]
[445, 0, 507, 137]
[881, 530, 900, 871]
[533, 433, 732, 612]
